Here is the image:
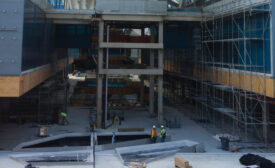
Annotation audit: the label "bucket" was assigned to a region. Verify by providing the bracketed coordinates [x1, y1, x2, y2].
[220, 137, 229, 151]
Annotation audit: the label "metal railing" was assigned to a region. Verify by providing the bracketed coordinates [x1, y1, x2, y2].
[48, 0, 95, 10]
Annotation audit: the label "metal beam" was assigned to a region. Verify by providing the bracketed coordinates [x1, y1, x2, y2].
[203, 0, 270, 17]
[99, 42, 163, 49]
[98, 69, 163, 75]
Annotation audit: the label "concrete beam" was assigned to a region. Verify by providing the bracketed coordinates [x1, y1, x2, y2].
[99, 42, 163, 49]
[165, 11, 204, 21]
[164, 15, 203, 21]
[98, 69, 163, 75]
[101, 14, 163, 22]
[45, 10, 95, 20]
[53, 19, 91, 25]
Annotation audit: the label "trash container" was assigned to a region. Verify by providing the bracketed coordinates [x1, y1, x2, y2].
[220, 137, 230, 151]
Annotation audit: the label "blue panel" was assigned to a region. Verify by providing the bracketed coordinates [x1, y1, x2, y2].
[55, 25, 91, 48]
[0, 0, 24, 75]
[273, 2, 275, 75]
[202, 5, 271, 73]
[164, 22, 199, 49]
[21, 0, 56, 71]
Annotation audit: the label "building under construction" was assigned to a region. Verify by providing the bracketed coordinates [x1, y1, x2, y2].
[0, 0, 275, 167]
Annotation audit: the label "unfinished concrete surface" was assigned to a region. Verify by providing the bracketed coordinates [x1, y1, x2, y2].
[116, 140, 200, 165]
[3, 151, 275, 168]
[0, 107, 90, 150]
[0, 0, 274, 167]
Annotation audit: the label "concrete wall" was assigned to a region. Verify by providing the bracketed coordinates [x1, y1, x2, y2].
[95, 0, 167, 15]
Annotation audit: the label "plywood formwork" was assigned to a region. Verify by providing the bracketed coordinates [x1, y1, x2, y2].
[0, 58, 72, 97]
[193, 68, 275, 98]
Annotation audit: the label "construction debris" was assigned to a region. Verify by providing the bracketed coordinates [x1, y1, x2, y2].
[239, 154, 275, 168]
[38, 127, 48, 137]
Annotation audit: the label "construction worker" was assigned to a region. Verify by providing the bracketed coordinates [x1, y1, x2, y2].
[112, 114, 120, 129]
[60, 110, 69, 125]
[151, 125, 157, 143]
[160, 125, 167, 142]
[112, 132, 116, 144]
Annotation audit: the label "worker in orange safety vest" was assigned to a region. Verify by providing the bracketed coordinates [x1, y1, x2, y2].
[151, 125, 157, 143]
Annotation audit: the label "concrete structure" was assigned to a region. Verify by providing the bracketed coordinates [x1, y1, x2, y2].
[1, 2, 275, 167]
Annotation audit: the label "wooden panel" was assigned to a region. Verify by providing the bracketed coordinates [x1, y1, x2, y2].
[0, 58, 70, 97]
[0, 77, 20, 97]
[193, 68, 275, 98]
[19, 66, 52, 96]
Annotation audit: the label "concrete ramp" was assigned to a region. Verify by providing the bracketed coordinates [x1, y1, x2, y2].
[115, 140, 201, 165]
[10, 150, 93, 167]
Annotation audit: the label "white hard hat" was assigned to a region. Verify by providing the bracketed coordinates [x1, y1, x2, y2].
[161, 125, 164, 128]
[153, 125, 156, 128]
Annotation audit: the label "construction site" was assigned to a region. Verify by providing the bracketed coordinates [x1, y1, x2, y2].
[0, 0, 275, 167]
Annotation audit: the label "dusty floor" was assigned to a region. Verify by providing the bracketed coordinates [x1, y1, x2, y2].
[0, 107, 89, 150]
[2, 151, 275, 168]
[0, 99, 271, 168]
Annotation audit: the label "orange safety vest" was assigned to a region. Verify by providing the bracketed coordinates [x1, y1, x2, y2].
[151, 129, 157, 138]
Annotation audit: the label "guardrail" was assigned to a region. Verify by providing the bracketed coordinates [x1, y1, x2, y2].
[48, 0, 95, 10]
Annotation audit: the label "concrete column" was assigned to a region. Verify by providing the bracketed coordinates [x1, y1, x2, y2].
[140, 76, 144, 106]
[149, 50, 155, 116]
[158, 22, 163, 43]
[96, 20, 104, 128]
[149, 26, 155, 116]
[96, 74, 103, 128]
[158, 21, 164, 125]
[158, 49, 164, 125]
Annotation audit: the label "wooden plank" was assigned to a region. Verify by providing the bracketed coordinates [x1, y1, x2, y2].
[0, 77, 20, 97]
[193, 68, 275, 98]
[175, 156, 190, 168]
[0, 58, 70, 97]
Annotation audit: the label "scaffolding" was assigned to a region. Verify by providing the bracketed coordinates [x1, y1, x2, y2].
[164, 0, 274, 147]
[193, 0, 273, 146]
